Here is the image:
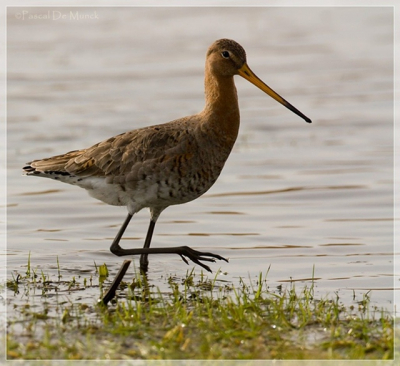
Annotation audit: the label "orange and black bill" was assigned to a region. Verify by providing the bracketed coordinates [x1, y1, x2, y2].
[238, 63, 312, 123]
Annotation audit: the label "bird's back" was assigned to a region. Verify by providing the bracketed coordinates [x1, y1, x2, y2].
[24, 114, 234, 211]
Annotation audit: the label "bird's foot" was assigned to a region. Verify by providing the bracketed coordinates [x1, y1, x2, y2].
[177, 246, 228, 273]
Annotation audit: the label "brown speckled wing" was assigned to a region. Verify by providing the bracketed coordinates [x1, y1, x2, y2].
[30, 117, 197, 181]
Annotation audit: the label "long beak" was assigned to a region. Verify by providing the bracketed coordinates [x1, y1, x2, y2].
[238, 63, 312, 123]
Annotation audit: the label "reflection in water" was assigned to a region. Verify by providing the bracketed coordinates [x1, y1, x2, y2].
[230, 245, 312, 249]
[318, 243, 365, 247]
[206, 185, 367, 198]
[19, 189, 63, 196]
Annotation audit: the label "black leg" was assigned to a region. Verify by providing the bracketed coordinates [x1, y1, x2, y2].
[103, 213, 229, 304]
[110, 213, 228, 273]
[139, 220, 156, 273]
[101, 260, 131, 305]
[110, 213, 132, 253]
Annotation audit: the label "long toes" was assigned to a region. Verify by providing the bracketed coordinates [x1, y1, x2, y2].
[190, 258, 212, 273]
[179, 254, 190, 265]
[195, 256, 216, 263]
[208, 253, 229, 262]
[179, 247, 226, 271]
[194, 251, 228, 262]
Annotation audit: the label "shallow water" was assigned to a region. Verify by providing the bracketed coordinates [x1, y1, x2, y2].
[7, 7, 395, 312]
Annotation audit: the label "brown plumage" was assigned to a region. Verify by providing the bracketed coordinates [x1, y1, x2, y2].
[24, 38, 311, 274]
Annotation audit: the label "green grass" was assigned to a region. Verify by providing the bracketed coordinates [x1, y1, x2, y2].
[5, 257, 395, 360]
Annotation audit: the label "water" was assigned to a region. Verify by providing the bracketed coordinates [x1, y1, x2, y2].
[6, 7, 395, 312]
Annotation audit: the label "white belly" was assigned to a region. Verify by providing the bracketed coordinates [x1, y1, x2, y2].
[75, 177, 159, 214]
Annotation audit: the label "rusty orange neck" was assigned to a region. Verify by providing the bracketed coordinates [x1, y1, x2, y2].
[200, 65, 240, 145]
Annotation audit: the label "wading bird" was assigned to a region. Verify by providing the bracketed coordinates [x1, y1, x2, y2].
[23, 39, 311, 282]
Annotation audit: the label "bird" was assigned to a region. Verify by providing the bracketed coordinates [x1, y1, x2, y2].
[23, 38, 311, 274]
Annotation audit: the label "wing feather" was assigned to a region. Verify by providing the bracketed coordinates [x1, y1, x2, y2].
[27, 117, 198, 183]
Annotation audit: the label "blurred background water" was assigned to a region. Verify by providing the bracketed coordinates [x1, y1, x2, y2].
[6, 7, 395, 312]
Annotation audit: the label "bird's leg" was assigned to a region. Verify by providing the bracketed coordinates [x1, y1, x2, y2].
[139, 220, 156, 273]
[101, 259, 131, 305]
[110, 214, 228, 273]
[109, 213, 133, 253]
[103, 213, 135, 304]
[109, 214, 155, 273]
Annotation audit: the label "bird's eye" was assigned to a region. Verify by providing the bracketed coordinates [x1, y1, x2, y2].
[221, 51, 230, 59]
